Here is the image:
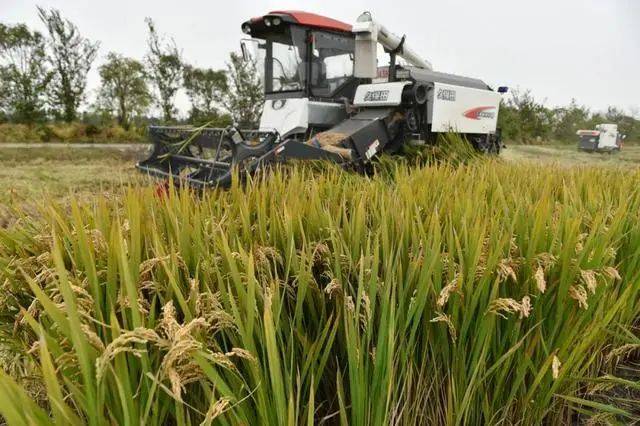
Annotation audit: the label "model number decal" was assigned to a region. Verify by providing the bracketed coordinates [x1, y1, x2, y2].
[363, 90, 389, 102]
[437, 88, 456, 102]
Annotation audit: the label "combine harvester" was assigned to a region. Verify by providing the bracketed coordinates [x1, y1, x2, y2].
[577, 124, 625, 153]
[138, 10, 507, 188]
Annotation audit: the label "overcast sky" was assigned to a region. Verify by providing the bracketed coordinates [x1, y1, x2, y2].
[2, 0, 639, 116]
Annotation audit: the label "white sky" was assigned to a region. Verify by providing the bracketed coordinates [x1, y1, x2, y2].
[2, 0, 639, 117]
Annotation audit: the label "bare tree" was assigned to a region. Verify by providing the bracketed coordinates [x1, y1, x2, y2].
[37, 7, 99, 122]
[144, 18, 182, 123]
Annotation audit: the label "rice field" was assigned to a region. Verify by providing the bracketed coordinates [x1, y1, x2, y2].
[0, 142, 639, 424]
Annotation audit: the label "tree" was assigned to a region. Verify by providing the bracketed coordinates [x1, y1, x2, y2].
[498, 88, 554, 143]
[217, 53, 263, 128]
[603, 106, 640, 142]
[96, 53, 151, 129]
[0, 23, 51, 123]
[144, 18, 182, 123]
[37, 7, 99, 122]
[552, 99, 590, 142]
[182, 64, 231, 125]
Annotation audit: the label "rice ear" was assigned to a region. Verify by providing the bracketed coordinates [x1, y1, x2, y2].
[534, 266, 546, 293]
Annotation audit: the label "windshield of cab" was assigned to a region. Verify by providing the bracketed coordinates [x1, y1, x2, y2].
[266, 26, 307, 92]
[248, 25, 355, 97]
[309, 31, 354, 98]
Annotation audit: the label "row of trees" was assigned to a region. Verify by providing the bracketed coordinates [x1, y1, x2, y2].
[1, 7, 637, 141]
[0, 8, 263, 130]
[498, 89, 640, 143]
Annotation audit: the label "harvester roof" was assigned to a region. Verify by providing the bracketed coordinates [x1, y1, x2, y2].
[244, 10, 352, 34]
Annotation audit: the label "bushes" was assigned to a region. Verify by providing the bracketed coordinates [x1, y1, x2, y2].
[498, 90, 640, 144]
[0, 122, 146, 143]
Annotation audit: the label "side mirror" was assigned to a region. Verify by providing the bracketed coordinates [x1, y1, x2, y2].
[498, 86, 509, 94]
[240, 41, 249, 62]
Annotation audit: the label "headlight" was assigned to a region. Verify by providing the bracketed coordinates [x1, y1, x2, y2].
[264, 18, 272, 27]
[272, 17, 281, 25]
[272, 99, 286, 110]
[242, 24, 251, 34]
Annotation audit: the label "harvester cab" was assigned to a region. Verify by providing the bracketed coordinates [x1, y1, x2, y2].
[137, 10, 506, 188]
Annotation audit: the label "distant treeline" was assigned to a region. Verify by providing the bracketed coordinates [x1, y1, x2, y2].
[0, 7, 637, 143]
[498, 89, 639, 144]
[0, 7, 263, 139]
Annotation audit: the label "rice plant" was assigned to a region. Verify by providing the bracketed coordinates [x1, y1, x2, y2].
[0, 156, 639, 425]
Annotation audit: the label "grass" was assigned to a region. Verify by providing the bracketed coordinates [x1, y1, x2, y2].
[0, 122, 147, 144]
[501, 144, 640, 167]
[0, 139, 639, 424]
[0, 146, 147, 225]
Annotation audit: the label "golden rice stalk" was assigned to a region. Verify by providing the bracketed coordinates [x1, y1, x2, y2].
[586, 377, 618, 395]
[575, 233, 588, 253]
[158, 301, 212, 400]
[409, 240, 425, 265]
[358, 291, 372, 327]
[474, 264, 487, 280]
[430, 312, 457, 342]
[605, 343, 640, 363]
[497, 258, 518, 283]
[580, 270, 598, 294]
[253, 246, 282, 269]
[87, 228, 107, 254]
[440, 252, 453, 273]
[345, 296, 355, 313]
[437, 274, 462, 308]
[552, 355, 561, 379]
[475, 237, 490, 273]
[96, 328, 165, 382]
[323, 278, 342, 299]
[159, 301, 180, 339]
[163, 341, 206, 400]
[489, 296, 531, 319]
[187, 278, 199, 302]
[138, 255, 171, 282]
[568, 285, 589, 310]
[601, 266, 621, 281]
[207, 352, 238, 371]
[521, 296, 531, 317]
[81, 324, 105, 351]
[196, 292, 236, 332]
[200, 397, 231, 426]
[35, 251, 51, 266]
[605, 247, 617, 260]
[534, 252, 557, 269]
[224, 348, 256, 362]
[509, 237, 519, 258]
[534, 266, 546, 294]
[312, 242, 330, 267]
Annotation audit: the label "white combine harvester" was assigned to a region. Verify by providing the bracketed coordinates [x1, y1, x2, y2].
[577, 124, 625, 153]
[138, 10, 508, 188]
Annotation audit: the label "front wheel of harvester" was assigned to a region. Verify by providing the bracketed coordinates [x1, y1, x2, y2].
[472, 135, 500, 155]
